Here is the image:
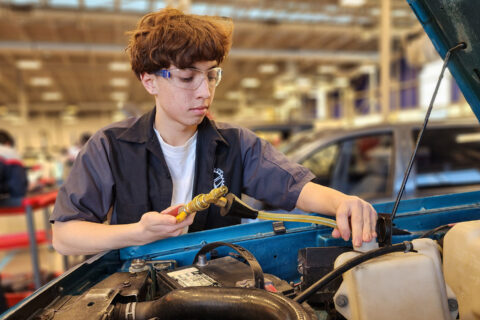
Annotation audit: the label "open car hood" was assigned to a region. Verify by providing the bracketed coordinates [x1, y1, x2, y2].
[408, 0, 480, 120]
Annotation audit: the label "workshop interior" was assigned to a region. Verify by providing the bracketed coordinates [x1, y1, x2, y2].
[1, 0, 480, 319]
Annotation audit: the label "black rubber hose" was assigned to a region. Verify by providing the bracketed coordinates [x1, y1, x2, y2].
[293, 241, 414, 303]
[419, 224, 452, 239]
[114, 287, 314, 320]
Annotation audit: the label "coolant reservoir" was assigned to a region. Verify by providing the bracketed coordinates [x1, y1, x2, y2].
[333, 238, 457, 320]
[443, 220, 480, 320]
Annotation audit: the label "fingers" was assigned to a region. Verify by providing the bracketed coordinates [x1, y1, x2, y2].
[334, 197, 378, 247]
[370, 205, 378, 238]
[331, 228, 341, 238]
[161, 204, 184, 217]
[351, 205, 363, 247]
[335, 203, 351, 242]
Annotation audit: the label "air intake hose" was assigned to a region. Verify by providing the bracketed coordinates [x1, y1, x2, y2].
[113, 287, 314, 320]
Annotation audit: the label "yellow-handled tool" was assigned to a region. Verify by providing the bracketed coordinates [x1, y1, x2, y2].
[175, 186, 229, 222]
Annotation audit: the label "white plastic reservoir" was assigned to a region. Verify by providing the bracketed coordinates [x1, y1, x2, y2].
[443, 220, 480, 320]
[333, 238, 457, 320]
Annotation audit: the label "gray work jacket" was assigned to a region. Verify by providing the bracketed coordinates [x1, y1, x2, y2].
[51, 108, 314, 232]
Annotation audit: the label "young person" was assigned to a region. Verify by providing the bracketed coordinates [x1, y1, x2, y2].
[51, 8, 377, 256]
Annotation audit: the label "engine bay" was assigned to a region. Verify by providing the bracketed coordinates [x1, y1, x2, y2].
[14, 217, 480, 320]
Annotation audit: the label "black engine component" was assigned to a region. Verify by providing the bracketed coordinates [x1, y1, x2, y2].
[113, 287, 316, 320]
[298, 246, 351, 318]
[156, 255, 294, 296]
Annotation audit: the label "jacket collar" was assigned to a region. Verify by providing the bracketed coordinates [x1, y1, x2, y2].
[197, 116, 230, 148]
[116, 108, 155, 143]
[116, 106, 229, 148]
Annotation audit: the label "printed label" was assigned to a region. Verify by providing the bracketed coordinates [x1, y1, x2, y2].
[167, 267, 220, 287]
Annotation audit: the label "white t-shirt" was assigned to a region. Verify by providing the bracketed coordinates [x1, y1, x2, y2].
[154, 128, 197, 233]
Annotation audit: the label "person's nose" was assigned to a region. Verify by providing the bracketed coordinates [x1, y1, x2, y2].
[196, 75, 212, 98]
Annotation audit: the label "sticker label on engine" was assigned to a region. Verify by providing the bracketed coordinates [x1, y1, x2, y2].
[167, 267, 220, 287]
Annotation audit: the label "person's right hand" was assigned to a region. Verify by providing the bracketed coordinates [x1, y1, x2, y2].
[136, 204, 196, 244]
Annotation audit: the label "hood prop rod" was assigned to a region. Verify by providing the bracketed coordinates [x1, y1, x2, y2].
[390, 42, 467, 223]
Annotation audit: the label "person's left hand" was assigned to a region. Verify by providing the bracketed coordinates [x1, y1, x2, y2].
[331, 195, 377, 247]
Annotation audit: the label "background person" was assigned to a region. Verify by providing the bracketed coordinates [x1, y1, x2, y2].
[0, 129, 28, 207]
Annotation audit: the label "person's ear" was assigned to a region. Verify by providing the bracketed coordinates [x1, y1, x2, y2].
[140, 72, 158, 95]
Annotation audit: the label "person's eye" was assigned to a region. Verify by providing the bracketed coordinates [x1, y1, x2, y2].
[176, 70, 195, 82]
[179, 76, 194, 82]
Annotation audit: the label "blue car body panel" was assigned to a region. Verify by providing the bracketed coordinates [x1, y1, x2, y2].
[4, 190, 480, 319]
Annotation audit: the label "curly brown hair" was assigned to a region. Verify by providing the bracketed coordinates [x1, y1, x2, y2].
[126, 8, 233, 79]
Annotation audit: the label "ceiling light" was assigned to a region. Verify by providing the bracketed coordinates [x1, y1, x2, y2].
[111, 91, 128, 101]
[241, 78, 261, 88]
[317, 65, 337, 74]
[109, 62, 131, 72]
[16, 60, 41, 70]
[296, 77, 312, 90]
[42, 92, 62, 101]
[226, 91, 242, 100]
[110, 78, 129, 87]
[258, 64, 278, 74]
[30, 77, 52, 86]
[340, 0, 365, 7]
[392, 9, 410, 18]
[334, 77, 349, 88]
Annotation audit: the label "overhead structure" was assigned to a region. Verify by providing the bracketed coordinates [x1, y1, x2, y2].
[0, 0, 421, 118]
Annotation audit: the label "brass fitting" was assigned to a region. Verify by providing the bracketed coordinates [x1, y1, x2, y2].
[176, 186, 229, 222]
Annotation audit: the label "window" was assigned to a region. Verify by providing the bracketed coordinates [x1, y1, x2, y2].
[413, 126, 480, 188]
[345, 134, 393, 198]
[301, 132, 393, 201]
[301, 143, 339, 186]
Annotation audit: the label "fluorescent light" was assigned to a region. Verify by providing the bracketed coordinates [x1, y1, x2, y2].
[456, 133, 480, 143]
[340, 0, 366, 6]
[16, 60, 41, 70]
[226, 91, 242, 100]
[110, 91, 128, 101]
[42, 92, 62, 101]
[110, 78, 129, 87]
[109, 62, 131, 72]
[258, 64, 278, 74]
[296, 77, 311, 89]
[241, 78, 260, 88]
[392, 9, 411, 18]
[30, 77, 52, 86]
[317, 65, 337, 74]
[334, 77, 349, 87]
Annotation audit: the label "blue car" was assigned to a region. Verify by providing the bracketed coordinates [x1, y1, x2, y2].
[3, 1, 480, 319]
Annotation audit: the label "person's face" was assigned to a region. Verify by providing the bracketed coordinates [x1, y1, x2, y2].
[145, 60, 219, 129]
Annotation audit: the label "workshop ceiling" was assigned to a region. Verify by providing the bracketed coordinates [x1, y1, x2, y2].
[0, 0, 421, 119]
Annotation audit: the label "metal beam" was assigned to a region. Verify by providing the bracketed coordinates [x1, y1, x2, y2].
[0, 41, 378, 63]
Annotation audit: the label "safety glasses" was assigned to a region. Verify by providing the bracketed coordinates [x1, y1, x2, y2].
[155, 67, 222, 90]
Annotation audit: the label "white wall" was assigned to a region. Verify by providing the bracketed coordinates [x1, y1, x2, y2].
[0, 114, 114, 154]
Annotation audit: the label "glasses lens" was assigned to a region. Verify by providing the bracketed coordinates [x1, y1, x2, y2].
[164, 68, 222, 90]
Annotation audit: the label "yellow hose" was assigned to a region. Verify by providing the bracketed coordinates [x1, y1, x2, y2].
[257, 211, 337, 229]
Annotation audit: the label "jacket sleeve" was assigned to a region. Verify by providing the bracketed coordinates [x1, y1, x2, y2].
[239, 128, 314, 211]
[6, 163, 28, 197]
[50, 131, 114, 223]
[0, 157, 28, 198]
